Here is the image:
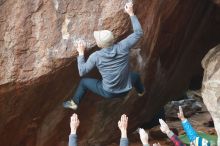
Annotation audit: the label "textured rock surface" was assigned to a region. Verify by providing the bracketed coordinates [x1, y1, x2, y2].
[0, 0, 220, 146]
[201, 45, 220, 145]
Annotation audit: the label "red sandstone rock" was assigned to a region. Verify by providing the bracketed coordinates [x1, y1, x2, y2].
[0, 0, 220, 146]
[212, 0, 220, 5]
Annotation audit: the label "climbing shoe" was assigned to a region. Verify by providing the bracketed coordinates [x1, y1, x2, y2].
[138, 89, 145, 97]
[63, 100, 78, 110]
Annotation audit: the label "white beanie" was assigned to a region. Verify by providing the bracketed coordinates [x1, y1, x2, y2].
[93, 30, 114, 48]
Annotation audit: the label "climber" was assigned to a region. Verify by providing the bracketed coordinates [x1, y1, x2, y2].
[177, 106, 211, 146]
[68, 113, 130, 146]
[159, 119, 186, 146]
[63, 1, 144, 110]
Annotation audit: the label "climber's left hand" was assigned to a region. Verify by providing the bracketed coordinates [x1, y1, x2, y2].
[76, 40, 86, 56]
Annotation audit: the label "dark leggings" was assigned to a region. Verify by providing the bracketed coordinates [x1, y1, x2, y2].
[72, 72, 144, 104]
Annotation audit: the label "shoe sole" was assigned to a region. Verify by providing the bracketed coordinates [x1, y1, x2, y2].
[63, 102, 78, 110]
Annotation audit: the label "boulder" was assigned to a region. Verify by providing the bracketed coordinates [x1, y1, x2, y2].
[0, 0, 220, 145]
[201, 44, 220, 145]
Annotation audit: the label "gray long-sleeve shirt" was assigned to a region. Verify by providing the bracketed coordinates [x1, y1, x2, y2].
[120, 138, 129, 146]
[69, 134, 129, 146]
[77, 15, 143, 94]
[69, 134, 77, 146]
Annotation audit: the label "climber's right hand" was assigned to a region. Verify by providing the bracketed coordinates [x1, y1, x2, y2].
[124, 1, 134, 16]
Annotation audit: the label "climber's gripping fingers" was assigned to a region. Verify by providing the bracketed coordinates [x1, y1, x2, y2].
[76, 40, 86, 56]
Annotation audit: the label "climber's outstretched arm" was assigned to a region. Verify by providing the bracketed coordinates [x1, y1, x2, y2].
[76, 40, 97, 77]
[69, 114, 80, 146]
[118, 114, 129, 146]
[116, 2, 144, 53]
